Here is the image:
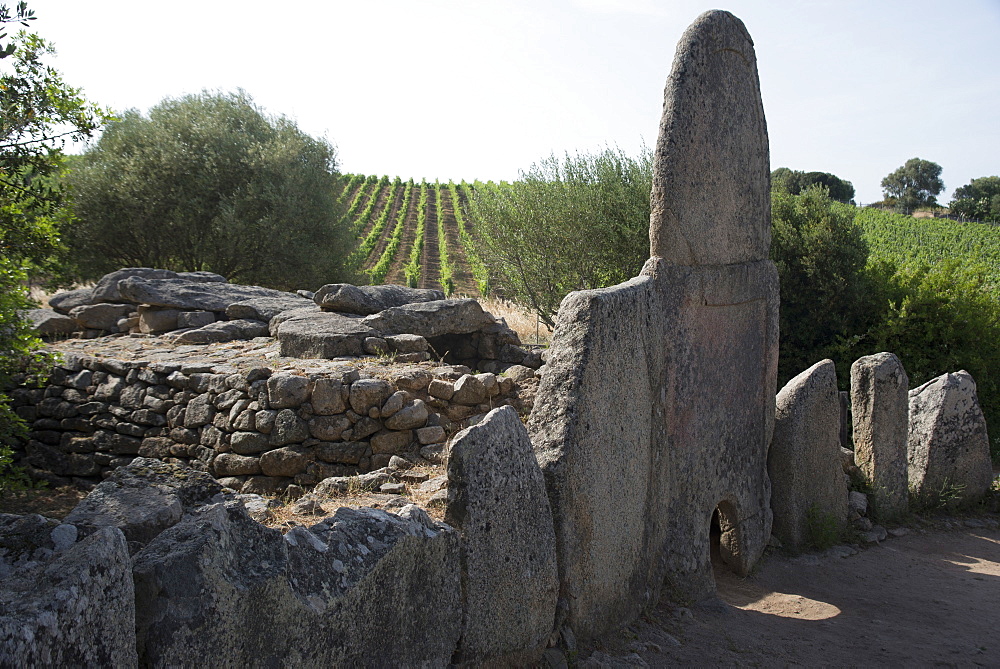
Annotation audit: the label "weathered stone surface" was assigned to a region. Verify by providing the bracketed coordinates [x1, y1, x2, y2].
[26, 308, 77, 336]
[316, 441, 366, 465]
[851, 352, 909, 520]
[91, 267, 180, 303]
[386, 333, 429, 353]
[176, 310, 215, 329]
[452, 374, 487, 405]
[267, 373, 311, 408]
[371, 429, 412, 454]
[225, 295, 314, 322]
[273, 308, 377, 358]
[132, 502, 461, 666]
[649, 10, 769, 265]
[311, 378, 345, 415]
[309, 414, 352, 441]
[138, 306, 181, 334]
[528, 10, 777, 639]
[213, 453, 261, 477]
[417, 425, 446, 445]
[260, 445, 310, 477]
[170, 319, 269, 344]
[907, 370, 993, 506]
[63, 457, 224, 548]
[118, 276, 294, 312]
[314, 283, 444, 315]
[446, 406, 558, 664]
[350, 378, 394, 415]
[68, 303, 134, 331]
[47, 287, 94, 314]
[383, 399, 428, 431]
[768, 359, 848, 551]
[269, 409, 309, 446]
[0, 526, 137, 667]
[428, 378, 455, 400]
[361, 298, 494, 337]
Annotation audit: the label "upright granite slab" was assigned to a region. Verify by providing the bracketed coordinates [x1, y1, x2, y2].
[529, 9, 777, 639]
[768, 360, 848, 551]
[907, 370, 993, 506]
[446, 406, 558, 665]
[851, 352, 909, 520]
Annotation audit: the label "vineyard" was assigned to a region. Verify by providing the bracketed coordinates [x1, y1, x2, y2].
[339, 176, 489, 297]
[856, 207, 1000, 291]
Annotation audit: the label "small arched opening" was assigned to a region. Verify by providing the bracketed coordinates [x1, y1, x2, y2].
[709, 500, 744, 576]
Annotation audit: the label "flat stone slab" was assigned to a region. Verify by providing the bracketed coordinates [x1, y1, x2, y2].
[47, 287, 94, 315]
[169, 319, 269, 344]
[226, 295, 315, 322]
[908, 370, 993, 506]
[314, 283, 444, 315]
[768, 359, 848, 551]
[361, 299, 494, 337]
[446, 406, 558, 664]
[118, 277, 301, 312]
[274, 309, 378, 358]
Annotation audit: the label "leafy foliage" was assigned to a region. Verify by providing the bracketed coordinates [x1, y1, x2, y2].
[949, 176, 1000, 223]
[769, 187, 882, 384]
[403, 180, 428, 288]
[472, 147, 652, 327]
[881, 158, 944, 214]
[66, 90, 354, 290]
[771, 167, 855, 203]
[1, 4, 110, 487]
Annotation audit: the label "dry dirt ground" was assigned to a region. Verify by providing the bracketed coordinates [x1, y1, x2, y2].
[590, 518, 1000, 667]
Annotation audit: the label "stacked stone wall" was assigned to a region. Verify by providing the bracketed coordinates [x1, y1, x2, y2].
[10, 352, 527, 495]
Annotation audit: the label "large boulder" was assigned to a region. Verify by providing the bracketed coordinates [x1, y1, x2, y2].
[91, 267, 182, 303]
[314, 283, 444, 315]
[63, 458, 225, 550]
[851, 352, 909, 520]
[446, 406, 558, 665]
[273, 308, 378, 358]
[25, 308, 77, 337]
[907, 370, 994, 506]
[132, 502, 462, 666]
[361, 298, 494, 337]
[226, 295, 315, 322]
[169, 319, 269, 344]
[768, 359, 848, 551]
[68, 302, 134, 331]
[0, 525, 136, 666]
[117, 276, 297, 312]
[47, 287, 94, 315]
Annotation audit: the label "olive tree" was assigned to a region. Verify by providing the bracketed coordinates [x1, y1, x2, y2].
[472, 146, 652, 327]
[881, 158, 944, 214]
[67, 90, 354, 290]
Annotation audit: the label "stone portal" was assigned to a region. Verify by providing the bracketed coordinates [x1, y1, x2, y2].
[528, 9, 777, 639]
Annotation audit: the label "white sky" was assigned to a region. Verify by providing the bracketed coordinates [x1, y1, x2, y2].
[26, 0, 1000, 204]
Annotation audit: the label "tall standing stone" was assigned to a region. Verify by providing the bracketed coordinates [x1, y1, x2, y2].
[446, 406, 558, 665]
[768, 359, 848, 551]
[529, 9, 778, 640]
[851, 352, 909, 520]
[907, 370, 993, 506]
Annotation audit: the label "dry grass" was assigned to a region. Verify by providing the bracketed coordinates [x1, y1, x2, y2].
[262, 462, 449, 532]
[478, 296, 552, 347]
[0, 486, 88, 518]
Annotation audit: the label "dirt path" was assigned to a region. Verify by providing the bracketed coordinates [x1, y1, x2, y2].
[364, 184, 415, 273]
[587, 520, 1000, 666]
[357, 180, 394, 239]
[437, 186, 480, 297]
[419, 185, 443, 292]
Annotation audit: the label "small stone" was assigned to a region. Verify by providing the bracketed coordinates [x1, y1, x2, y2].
[420, 475, 448, 493]
[452, 374, 487, 406]
[419, 443, 448, 464]
[416, 425, 446, 445]
[380, 482, 406, 494]
[428, 378, 455, 401]
[380, 391, 408, 418]
[388, 455, 414, 471]
[384, 399, 429, 431]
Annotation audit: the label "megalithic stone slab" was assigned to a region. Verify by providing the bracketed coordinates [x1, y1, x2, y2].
[650, 10, 770, 265]
[446, 405, 558, 665]
[768, 359, 848, 552]
[529, 9, 777, 641]
[907, 370, 993, 506]
[851, 352, 909, 520]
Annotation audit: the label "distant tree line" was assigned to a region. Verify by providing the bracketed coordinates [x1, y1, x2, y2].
[771, 167, 855, 203]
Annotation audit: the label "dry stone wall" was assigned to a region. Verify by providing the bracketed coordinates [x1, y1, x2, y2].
[10, 352, 527, 496]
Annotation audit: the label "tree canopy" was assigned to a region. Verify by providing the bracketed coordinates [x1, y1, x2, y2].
[881, 158, 944, 214]
[949, 175, 1000, 223]
[771, 168, 855, 203]
[66, 90, 355, 290]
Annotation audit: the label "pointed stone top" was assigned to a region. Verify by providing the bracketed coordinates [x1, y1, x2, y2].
[649, 10, 770, 265]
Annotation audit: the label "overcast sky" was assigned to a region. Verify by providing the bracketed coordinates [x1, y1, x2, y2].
[26, 0, 1000, 204]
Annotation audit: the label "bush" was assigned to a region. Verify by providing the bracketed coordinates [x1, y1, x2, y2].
[472, 146, 652, 327]
[66, 90, 355, 290]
